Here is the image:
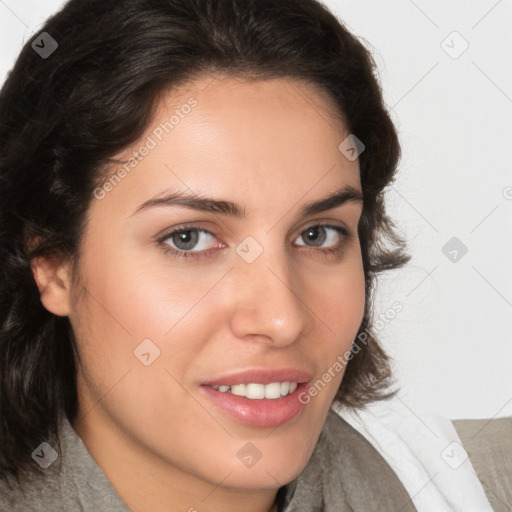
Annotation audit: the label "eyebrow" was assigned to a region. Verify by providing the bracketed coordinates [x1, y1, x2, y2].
[132, 185, 363, 218]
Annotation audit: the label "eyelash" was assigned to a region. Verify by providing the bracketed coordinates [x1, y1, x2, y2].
[156, 221, 351, 262]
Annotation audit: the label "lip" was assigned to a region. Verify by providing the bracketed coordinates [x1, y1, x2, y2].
[201, 367, 313, 387]
[200, 367, 313, 428]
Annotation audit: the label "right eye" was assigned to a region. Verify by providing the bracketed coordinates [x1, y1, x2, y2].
[157, 227, 225, 261]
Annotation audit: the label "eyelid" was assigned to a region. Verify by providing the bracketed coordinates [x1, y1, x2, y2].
[155, 221, 219, 240]
[296, 218, 349, 234]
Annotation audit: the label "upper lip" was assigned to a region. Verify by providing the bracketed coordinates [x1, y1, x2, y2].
[201, 368, 314, 387]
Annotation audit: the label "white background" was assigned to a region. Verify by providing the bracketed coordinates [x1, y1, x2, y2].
[1, 0, 511, 420]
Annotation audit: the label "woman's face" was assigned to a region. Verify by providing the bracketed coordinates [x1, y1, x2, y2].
[65, 75, 365, 502]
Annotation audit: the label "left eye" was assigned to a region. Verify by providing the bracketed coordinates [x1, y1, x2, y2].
[294, 225, 345, 248]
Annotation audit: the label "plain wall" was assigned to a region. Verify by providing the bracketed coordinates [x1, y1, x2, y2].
[1, 0, 511, 420]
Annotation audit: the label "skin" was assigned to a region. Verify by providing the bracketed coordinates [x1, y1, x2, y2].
[32, 75, 365, 512]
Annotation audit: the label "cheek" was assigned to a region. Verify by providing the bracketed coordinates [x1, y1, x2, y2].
[68, 238, 233, 417]
[308, 252, 366, 341]
[73, 233, 224, 344]
[306, 251, 366, 390]
[68, 247, 221, 442]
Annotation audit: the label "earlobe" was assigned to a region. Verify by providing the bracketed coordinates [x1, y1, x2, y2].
[31, 256, 73, 317]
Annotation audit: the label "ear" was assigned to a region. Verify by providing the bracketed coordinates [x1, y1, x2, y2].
[31, 255, 73, 317]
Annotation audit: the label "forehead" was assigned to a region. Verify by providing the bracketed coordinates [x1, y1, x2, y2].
[97, 75, 360, 216]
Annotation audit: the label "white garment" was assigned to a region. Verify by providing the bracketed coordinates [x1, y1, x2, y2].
[331, 395, 494, 512]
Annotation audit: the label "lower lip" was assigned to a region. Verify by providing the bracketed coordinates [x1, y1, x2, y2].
[200, 383, 309, 428]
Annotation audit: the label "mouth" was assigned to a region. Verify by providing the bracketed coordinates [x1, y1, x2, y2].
[199, 368, 312, 428]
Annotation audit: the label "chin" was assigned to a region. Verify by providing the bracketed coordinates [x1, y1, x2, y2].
[214, 427, 319, 490]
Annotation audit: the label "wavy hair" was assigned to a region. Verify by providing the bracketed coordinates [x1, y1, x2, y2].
[0, 0, 409, 483]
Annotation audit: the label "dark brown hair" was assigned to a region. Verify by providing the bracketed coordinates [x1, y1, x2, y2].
[0, 0, 408, 483]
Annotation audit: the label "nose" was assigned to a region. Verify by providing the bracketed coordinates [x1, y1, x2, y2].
[227, 246, 311, 348]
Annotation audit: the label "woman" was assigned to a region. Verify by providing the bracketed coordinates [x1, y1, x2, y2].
[0, 1, 508, 511]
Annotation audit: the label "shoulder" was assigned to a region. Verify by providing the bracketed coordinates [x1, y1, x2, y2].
[453, 416, 512, 511]
[331, 397, 496, 511]
[0, 467, 75, 512]
[0, 477, 27, 511]
[282, 407, 418, 511]
[0, 413, 100, 511]
[0, 414, 131, 512]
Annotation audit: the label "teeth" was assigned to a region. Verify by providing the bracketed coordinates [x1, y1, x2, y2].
[211, 381, 299, 400]
[264, 382, 281, 399]
[246, 383, 265, 399]
[230, 384, 246, 396]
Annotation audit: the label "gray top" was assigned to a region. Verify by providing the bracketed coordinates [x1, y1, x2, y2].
[453, 417, 512, 512]
[0, 409, 419, 511]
